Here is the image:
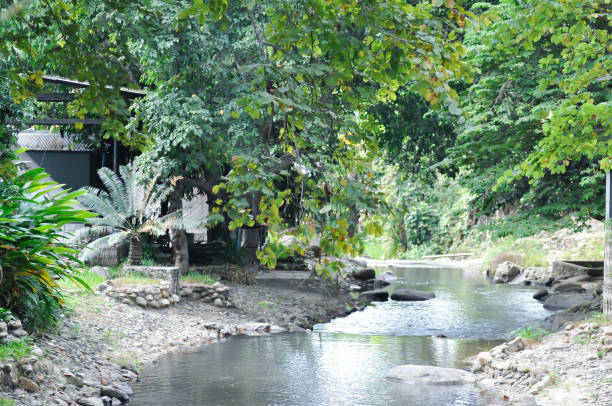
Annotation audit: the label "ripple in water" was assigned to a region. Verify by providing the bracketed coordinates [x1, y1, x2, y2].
[131, 266, 554, 406]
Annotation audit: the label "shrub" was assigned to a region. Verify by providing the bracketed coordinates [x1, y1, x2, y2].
[0, 167, 93, 332]
[0, 339, 32, 361]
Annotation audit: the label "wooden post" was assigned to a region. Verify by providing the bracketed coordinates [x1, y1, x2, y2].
[604, 172, 612, 315]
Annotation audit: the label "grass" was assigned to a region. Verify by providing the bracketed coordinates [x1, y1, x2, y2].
[573, 333, 596, 345]
[111, 273, 162, 287]
[0, 339, 32, 361]
[63, 292, 111, 320]
[109, 351, 143, 373]
[483, 237, 548, 269]
[584, 312, 611, 324]
[508, 324, 550, 340]
[182, 272, 218, 284]
[560, 232, 604, 261]
[0, 398, 15, 406]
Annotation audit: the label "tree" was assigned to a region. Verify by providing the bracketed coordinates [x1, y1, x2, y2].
[3, 0, 477, 278]
[77, 164, 175, 265]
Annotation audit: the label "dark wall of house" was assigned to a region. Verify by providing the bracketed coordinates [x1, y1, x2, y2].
[22, 151, 91, 191]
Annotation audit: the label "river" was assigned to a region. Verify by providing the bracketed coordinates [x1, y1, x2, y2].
[130, 265, 553, 405]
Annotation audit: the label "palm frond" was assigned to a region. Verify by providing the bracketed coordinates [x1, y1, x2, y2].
[97, 167, 128, 214]
[78, 231, 127, 264]
[69, 226, 114, 244]
[78, 189, 127, 228]
[119, 164, 137, 217]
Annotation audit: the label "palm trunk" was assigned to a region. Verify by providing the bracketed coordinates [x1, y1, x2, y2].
[128, 234, 143, 265]
[169, 183, 189, 274]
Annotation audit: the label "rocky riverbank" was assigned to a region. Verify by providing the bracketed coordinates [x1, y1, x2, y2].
[471, 320, 612, 406]
[0, 269, 354, 406]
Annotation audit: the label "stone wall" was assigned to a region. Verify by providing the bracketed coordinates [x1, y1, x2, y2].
[122, 265, 180, 294]
[180, 282, 233, 308]
[100, 282, 232, 309]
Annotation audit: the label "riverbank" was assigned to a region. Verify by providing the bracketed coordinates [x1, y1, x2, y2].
[471, 319, 612, 406]
[0, 272, 353, 406]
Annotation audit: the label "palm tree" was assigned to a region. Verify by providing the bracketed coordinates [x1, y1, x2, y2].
[76, 163, 176, 265]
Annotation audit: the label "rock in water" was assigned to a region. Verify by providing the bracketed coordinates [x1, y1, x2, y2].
[352, 268, 376, 281]
[551, 282, 586, 294]
[532, 289, 548, 301]
[492, 261, 521, 283]
[360, 289, 389, 301]
[391, 289, 435, 301]
[543, 293, 592, 310]
[378, 270, 398, 282]
[373, 279, 391, 289]
[386, 365, 475, 385]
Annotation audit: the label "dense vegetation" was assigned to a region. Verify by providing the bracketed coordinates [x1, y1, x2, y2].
[0, 0, 610, 327]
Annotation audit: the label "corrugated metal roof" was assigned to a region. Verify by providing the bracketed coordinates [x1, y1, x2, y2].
[17, 129, 94, 152]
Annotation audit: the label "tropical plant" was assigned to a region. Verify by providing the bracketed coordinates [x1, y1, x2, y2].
[0, 166, 93, 332]
[76, 163, 175, 265]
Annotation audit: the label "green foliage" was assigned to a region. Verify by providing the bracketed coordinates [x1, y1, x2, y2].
[0, 166, 93, 332]
[0, 308, 15, 322]
[508, 324, 550, 341]
[59, 270, 107, 293]
[574, 333, 596, 345]
[0, 397, 15, 406]
[481, 236, 547, 268]
[0, 339, 32, 361]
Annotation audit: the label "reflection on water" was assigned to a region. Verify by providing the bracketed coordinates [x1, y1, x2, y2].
[131, 333, 498, 406]
[131, 266, 553, 406]
[316, 267, 552, 338]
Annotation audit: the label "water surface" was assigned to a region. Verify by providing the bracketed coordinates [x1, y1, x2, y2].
[131, 266, 553, 406]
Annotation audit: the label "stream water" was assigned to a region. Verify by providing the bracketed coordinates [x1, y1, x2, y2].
[130, 265, 553, 405]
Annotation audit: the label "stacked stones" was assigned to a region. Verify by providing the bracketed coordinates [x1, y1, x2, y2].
[0, 319, 28, 343]
[564, 322, 612, 354]
[101, 282, 181, 309]
[0, 318, 47, 395]
[472, 337, 553, 395]
[179, 282, 233, 308]
[101, 281, 232, 309]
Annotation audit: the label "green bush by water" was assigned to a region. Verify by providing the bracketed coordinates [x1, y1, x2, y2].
[508, 325, 550, 340]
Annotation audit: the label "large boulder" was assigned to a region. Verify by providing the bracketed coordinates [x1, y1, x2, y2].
[489, 253, 524, 276]
[522, 266, 551, 282]
[551, 282, 586, 294]
[551, 260, 603, 279]
[491, 261, 521, 283]
[391, 289, 435, 301]
[543, 293, 593, 310]
[360, 289, 389, 302]
[352, 268, 376, 281]
[386, 365, 475, 385]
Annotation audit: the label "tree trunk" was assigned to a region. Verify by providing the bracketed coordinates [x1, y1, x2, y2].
[399, 219, 408, 251]
[169, 184, 190, 274]
[604, 221, 612, 315]
[128, 234, 143, 265]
